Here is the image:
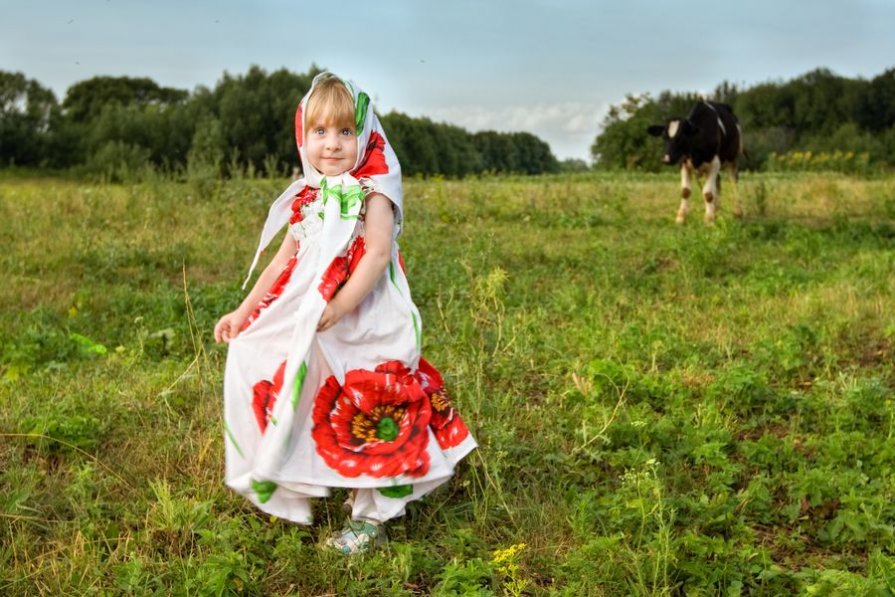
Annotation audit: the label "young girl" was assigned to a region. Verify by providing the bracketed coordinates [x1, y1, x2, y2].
[214, 73, 476, 555]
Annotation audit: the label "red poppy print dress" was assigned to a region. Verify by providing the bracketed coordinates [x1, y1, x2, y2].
[222, 74, 476, 525]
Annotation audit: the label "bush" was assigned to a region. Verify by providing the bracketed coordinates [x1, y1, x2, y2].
[85, 140, 153, 182]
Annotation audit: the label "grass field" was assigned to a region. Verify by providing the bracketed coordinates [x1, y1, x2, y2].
[2, 171, 895, 595]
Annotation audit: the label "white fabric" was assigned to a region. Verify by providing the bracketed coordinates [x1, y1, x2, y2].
[223, 74, 476, 524]
[242, 73, 403, 289]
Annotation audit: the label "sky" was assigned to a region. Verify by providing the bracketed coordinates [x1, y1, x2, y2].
[3, 0, 895, 161]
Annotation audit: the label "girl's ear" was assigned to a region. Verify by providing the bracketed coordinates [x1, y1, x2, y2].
[295, 105, 304, 148]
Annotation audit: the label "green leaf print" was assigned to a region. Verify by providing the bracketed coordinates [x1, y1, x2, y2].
[378, 484, 413, 499]
[412, 312, 421, 350]
[355, 92, 369, 135]
[251, 479, 277, 504]
[388, 261, 398, 289]
[339, 185, 363, 220]
[224, 421, 244, 459]
[292, 361, 308, 409]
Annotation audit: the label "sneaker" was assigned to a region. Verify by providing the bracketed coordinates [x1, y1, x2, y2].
[323, 519, 385, 555]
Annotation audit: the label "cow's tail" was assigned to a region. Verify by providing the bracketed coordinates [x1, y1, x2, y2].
[736, 124, 754, 169]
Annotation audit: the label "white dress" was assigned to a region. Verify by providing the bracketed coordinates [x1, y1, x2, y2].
[223, 186, 477, 524]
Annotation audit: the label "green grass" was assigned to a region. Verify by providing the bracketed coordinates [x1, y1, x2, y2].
[2, 171, 895, 595]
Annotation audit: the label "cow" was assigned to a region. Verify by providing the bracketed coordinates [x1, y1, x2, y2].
[647, 101, 744, 224]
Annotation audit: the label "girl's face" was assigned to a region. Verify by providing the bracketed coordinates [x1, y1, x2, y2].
[306, 120, 358, 176]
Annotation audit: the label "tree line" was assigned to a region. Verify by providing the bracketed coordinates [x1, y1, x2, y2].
[0, 66, 559, 179]
[592, 67, 895, 172]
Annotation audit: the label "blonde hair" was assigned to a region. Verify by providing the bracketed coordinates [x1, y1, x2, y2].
[305, 75, 355, 130]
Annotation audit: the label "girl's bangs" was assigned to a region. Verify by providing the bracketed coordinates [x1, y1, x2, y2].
[306, 82, 355, 130]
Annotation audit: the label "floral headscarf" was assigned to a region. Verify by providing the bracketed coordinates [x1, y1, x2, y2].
[243, 72, 402, 288]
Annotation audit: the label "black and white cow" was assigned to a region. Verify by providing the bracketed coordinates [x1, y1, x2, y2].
[647, 101, 744, 224]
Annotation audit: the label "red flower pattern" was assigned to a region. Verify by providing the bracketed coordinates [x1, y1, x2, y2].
[312, 361, 431, 478]
[352, 131, 389, 179]
[318, 236, 366, 301]
[252, 360, 287, 433]
[241, 255, 299, 331]
[415, 357, 470, 450]
[290, 185, 319, 224]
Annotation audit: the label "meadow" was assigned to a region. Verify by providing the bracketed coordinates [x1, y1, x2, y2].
[1, 171, 895, 595]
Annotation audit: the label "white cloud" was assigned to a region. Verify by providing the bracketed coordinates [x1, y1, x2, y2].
[415, 101, 612, 161]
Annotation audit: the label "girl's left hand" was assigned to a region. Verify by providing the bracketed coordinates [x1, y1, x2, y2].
[317, 301, 345, 332]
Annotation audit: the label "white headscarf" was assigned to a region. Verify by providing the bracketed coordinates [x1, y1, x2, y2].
[242, 72, 403, 288]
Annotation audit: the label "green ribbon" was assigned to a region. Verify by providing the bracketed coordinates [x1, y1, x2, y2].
[321, 177, 364, 221]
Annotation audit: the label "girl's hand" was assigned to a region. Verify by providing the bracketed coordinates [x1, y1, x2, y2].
[317, 300, 346, 332]
[214, 310, 248, 343]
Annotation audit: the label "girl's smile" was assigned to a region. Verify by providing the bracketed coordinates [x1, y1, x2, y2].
[306, 121, 358, 176]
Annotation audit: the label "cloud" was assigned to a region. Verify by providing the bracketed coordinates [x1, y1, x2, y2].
[425, 102, 601, 134]
[416, 101, 612, 161]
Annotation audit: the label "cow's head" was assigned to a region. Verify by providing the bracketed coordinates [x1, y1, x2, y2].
[647, 119, 700, 166]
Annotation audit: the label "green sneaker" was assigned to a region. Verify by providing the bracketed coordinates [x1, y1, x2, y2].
[323, 519, 385, 555]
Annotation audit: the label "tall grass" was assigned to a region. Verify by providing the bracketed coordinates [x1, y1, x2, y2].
[2, 172, 895, 594]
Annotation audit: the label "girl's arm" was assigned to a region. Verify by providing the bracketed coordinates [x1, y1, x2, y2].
[318, 193, 395, 331]
[214, 232, 298, 343]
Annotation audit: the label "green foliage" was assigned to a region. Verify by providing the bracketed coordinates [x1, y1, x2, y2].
[857, 68, 895, 132]
[560, 158, 590, 172]
[432, 558, 496, 595]
[212, 65, 316, 175]
[2, 173, 895, 594]
[767, 149, 873, 175]
[0, 71, 61, 167]
[473, 130, 559, 175]
[187, 115, 226, 195]
[593, 66, 895, 172]
[62, 75, 188, 123]
[22, 411, 104, 451]
[381, 112, 559, 177]
[1, 66, 560, 179]
[84, 140, 153, 182]
[591, 93, 657, 171]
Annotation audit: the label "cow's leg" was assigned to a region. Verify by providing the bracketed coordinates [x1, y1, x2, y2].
[702, 156, 721, 224]
[676, 162, 692, 224]
[726, 162, 743, 218]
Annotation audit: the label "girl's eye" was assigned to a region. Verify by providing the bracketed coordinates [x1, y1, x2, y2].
[341, 128, 353, 136]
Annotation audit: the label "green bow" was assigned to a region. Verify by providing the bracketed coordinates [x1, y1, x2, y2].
[321, 177, 364, 221]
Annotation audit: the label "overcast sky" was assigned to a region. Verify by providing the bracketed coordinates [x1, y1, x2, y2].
[3, 0, 894, 161]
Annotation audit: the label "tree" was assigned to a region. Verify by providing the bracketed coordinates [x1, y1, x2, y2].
[62, 76, 187, 122]
[473, 131, 520, 173]
[212, 65, 318, 174]
[2, 65, 561, 176]
[857, 68, 895, 132]
[510, 132, 558, 174]
[591, 93, 658, 170]
[0, 71, 60, 166]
